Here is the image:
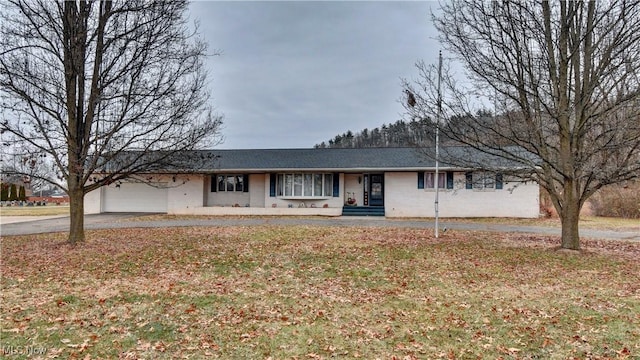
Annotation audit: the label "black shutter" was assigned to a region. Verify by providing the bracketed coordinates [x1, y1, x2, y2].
[210, 175, 217, 192]
[332, 173, 339, 197]
[496, 173, 503, 190]
[446, 172, 454, 189]
[417, 172, 424, 189]
[269, 174, 276, 197]
[243, 174, 249, 192]
[465, 172, 473, 189]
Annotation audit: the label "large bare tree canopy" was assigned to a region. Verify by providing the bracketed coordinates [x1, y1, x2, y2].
[0, 0, 223, 244]
[404, 1, 640, 250]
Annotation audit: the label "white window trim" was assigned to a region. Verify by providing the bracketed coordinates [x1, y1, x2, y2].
[277, 172, 333, 198]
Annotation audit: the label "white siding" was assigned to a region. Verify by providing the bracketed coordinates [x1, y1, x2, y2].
[167, 175, 204, 213]
[249, 174, 266, 207]
[84, 187, 101, 214]
[385, 172, 539, 218]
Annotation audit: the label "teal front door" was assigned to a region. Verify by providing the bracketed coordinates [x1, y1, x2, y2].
[369, 174, 384, 206]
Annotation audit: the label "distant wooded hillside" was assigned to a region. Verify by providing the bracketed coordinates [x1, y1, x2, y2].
[314, 118, 438, 148]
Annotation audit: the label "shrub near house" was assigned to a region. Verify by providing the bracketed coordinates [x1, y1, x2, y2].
[590, 181, 640, 219]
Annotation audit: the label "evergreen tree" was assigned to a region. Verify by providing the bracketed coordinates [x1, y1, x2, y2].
[1, 183, 8, 201]
[315, 118, 438, 149]
[9, 184, 18, 201]
[19, 185, 26, 201]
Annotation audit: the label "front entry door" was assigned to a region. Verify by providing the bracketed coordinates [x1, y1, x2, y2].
[369, 174, 384, 206]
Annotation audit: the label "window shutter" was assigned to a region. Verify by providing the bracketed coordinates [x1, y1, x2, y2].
[417, 171, 424, 189]
[269, 174, 276, 197]
[210, 176, 217, 192]
[243, 174, 249, 192]
[496, 173, 503, 190]
[446, 172, 454, 189]
[465, 172, 473, 189]
[332, 173, 339, 197]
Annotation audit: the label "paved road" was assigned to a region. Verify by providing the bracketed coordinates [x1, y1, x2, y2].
[1, 213, 638, 241]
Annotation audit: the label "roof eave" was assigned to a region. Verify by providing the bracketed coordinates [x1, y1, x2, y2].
[203, 167, 459, 173]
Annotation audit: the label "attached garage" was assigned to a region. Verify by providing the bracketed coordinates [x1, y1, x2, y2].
[83, 148, 540, 218]
[102, 183, 168, 212]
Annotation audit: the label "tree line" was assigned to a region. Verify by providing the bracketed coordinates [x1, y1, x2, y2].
[314, 110, 497, 149]
[1, 182, 27, 201]
[315, 117, 440, 149]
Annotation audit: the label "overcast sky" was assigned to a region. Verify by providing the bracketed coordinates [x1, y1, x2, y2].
[188, 1, 442, 149]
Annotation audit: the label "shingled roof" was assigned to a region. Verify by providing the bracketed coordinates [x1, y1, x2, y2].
[103, 146, 536, 173]
[195, 146, 532, 172]
[198, 147, 432, 172]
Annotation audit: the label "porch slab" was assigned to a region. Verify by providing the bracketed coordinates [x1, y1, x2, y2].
[170, 206, 343, 217]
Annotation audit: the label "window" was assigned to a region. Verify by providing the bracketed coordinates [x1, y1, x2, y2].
[421, 172, 453, 189]
[277, 173, 333, 197]
[314, 174, 323, 195]
[212, 175, 245, 192]
[294, 174, 303, 196]
[470, 171, 499, 190]
[304, 174, 313, 196]
[425, 172, 446, 189]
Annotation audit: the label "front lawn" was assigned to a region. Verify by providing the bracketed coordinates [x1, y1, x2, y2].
[0, 205, 70, 217]
[442, 216, 640, 232]
[1, 226, 638, 359]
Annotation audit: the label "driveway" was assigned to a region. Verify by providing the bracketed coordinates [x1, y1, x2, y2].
[0, 213, 152, 236]
[1, 213, 638, 241]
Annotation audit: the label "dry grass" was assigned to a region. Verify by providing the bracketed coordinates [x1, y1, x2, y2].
[1, 226, 639, 359]
[125, 214, 640, 233]
[0, 205, 70, 217]
[441, 216, 640, 232]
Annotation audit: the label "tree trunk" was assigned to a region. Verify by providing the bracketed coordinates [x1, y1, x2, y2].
[559, 200, 581, 250]
[68, 187, 85, 245]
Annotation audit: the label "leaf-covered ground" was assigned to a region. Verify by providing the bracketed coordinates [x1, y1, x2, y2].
[1, 226, 639, 359]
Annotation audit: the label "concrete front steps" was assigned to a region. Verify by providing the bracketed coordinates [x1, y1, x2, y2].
[341, 206, 385, 216]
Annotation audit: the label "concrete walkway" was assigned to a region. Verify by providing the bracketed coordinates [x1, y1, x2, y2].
[1, 214, 638, 241]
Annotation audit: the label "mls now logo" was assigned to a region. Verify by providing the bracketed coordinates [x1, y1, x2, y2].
[2, 345, 47, 356]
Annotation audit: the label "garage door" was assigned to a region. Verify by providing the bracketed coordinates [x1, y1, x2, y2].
[102, 183, 168, 213]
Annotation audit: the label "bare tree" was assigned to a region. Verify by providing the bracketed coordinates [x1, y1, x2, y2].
[404, 1, 640, 250]
[0, 0, 223, 244]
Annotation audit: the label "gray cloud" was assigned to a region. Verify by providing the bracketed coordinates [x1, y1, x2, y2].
[190, 1, 441, 149]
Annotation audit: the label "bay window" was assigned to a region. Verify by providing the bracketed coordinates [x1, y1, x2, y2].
[277, 172, 333, 198]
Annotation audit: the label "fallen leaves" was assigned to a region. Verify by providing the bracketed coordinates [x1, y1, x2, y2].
[1, 225, 639, 359]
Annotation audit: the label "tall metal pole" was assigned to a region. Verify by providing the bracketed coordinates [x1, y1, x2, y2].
[435, 50, 442, 238]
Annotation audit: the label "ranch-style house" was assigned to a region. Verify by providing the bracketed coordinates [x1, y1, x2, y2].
[85, 147, 540, 218]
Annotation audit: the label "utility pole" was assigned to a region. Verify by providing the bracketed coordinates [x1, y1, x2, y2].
[435, 50, 442, 238]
